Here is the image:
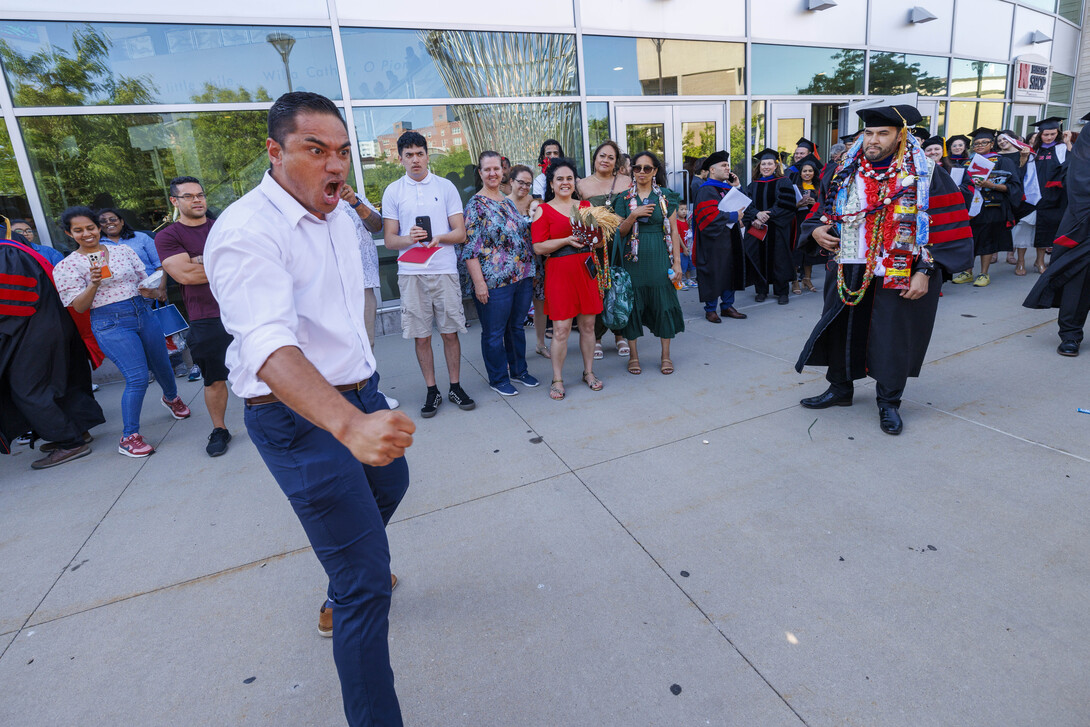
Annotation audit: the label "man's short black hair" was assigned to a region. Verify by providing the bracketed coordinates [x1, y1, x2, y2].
[267, 92, 346, 145]
[538, 139, 564, 165]
[10, 218, 30, 227]
[397, 131, 428, 156]
[169, 176, 202, 198]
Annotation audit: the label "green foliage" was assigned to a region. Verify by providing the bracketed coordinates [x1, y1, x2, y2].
[797, 50, 866, 95]
[869, 53, 946, 96]
[682, 124, 716, 160]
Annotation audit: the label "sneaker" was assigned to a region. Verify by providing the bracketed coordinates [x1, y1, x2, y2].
[512, 372, 540, 388]
[421, 389, 442, 418]
[318, 574, 398, 638]
[173, 362, 188, 378]
[490, 381, 519, 396]
[31, 443, 91, 469]
[13, 432, 32, 446]
[187, 365, 202, 382]
[972, 273, 990, 287]
[91, 383, 100, 392]
[381, 393, 400, 410]
[118, 433, 154, 458]
[206, 427, 231, 457]
[161, 396, 192, 420]
[952, 271, 974, 284]
[448, 385, 476, 411]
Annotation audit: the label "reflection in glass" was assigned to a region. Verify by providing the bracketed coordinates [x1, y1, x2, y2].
[1058, 0, 1083, 23]
[751, 45, 864, 95]
[1045, 105, 1071, 125]
[1049, 72, 1074, 106]
[587, 102, 610, 153]
[583, 36, 745, 96]
[750, 100, 766, 167]
[341, 28, 576, 100]
[946, 101, 1004, 135]
[625, 123, 665, 160]
[0, 120, 32, 222]
[681, 121, 716, 161]
[730, 100, 746, 182]
[949, 59, 1008, 99]
[868, 52, 948, 96]
[1020, 0, 1056, 10]
[0, 21, 340, 106]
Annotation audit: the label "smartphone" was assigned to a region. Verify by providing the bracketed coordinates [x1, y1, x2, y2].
[584, 254, 598, 279]
[415, 215, 433, 244]
[86, 251, 113, 279]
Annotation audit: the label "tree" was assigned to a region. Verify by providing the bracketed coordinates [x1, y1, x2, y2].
[868, 53, 946, 96]
[797, 50, 866, 96]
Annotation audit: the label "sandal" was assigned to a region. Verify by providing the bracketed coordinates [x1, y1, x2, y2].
[802, 278, 816, 292]
[660, 358, 674, 375]
[1036, 263, 1047, 274]
[582, 371, 604, 391]
[536, 344, 551, 359]
[1015, 263, 1026, 276]
[549, 379, 565, 400]
[594, 342, 604, 360]
[627, 357, 642, 375]
[616, 339, 630, 357]
[1006, 252, 1017, 265]
[791, 281, 802, 295]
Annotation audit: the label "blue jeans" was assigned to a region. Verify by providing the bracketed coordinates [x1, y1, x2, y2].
[704, 290, 735, 313]
[90, 297, 178, 436]
[473, 277, 532, 386]
[245, 374, 407, 727]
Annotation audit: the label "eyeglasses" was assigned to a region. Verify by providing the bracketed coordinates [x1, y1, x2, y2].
[971, 140, 992, 147]
[632, 165, 656, 174]
[513, 179, 532, 187]
[98, 216, 120, 224]
[173, 193, 206, 201]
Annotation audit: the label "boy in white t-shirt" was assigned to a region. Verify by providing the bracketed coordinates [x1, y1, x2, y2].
[381, 131, 473, 418]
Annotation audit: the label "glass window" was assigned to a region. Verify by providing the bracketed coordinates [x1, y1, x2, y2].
[950, 59, 1008, 99]
[340, 28, 576, 100]
[945, 101, 1005, 136]
[751, 45, 864, 96]
[583, 36, 745, 96]
[750, 100, 766, 168]
[730, 100, 746, 182]
[0, 120, 31, 223]
[1020, 0, 1056, 11]
[1049, 72, 1074, 106]
[586, 102, 610, 153]
[0, 21, 340, 106]
[1045, 105, 1072, 124]
[1058, 0, 1083, 23]
[868, 52, 948, 96]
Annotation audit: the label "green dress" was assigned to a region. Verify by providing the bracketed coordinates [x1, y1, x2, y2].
[611, 189, 685, 340]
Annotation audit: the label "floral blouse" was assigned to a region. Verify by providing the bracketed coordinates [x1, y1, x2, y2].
[460, 194, 536, 291]
[53, 244, 147, 309]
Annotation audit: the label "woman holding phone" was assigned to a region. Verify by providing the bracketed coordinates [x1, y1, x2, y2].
[52, 206, 190, 458]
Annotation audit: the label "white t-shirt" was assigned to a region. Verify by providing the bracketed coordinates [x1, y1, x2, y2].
[532, 173, 546, 199]
[381, 172, 463, 276]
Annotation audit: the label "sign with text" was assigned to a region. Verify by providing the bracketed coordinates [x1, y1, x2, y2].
[1013, 55, 1051, 103]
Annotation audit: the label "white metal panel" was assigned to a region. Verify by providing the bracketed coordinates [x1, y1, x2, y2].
[0, 0, 330, 19]
[580, 0, 746, 37]
[868, 0, 955, 55]
[1010, 6, 1055, 61]
[750, 0, 867, 45]
[1050, 16, 1080, 76]
[339, 0, 575, 29]
[952, 0, 1015, 61]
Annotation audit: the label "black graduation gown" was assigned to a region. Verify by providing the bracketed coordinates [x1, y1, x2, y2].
[958, 153, 1022, 255]
[742, 176, 797, 294]
[692, 182, 758, 302]
[1031, 145, 1068, 248]
[795, 163, 975, 385]
[0, 241, 105, 453]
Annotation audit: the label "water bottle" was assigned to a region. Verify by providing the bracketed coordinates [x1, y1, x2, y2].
[667, 269, 683, 290]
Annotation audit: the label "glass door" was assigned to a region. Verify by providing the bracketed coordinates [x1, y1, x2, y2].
[768, 102, 811, 159]
[1009, 104, 1042, 139]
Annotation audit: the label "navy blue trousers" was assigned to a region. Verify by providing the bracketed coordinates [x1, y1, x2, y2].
[245, 374, 408, 727]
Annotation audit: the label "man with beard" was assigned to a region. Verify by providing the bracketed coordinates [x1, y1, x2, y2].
[691, 150, 753, 322]
[796, 105, 974, 434]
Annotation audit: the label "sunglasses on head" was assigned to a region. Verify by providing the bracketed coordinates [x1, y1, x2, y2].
[632, 164, 656, 173]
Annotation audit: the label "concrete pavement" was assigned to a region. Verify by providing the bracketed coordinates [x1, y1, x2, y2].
[2, 266, 1088, 726]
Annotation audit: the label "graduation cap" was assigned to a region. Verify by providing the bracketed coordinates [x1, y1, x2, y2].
[857, 104, 923, 128]
[700, 150, 730, 171]
[970, 127, 997, 140]
[753, 148, 780, 162]
[922, 135, 944, 149]
[1081, 111, 1090, 123]
[795, 154, 822, 171]
[795, 137, 816, 152]
[1032, 116, 1065, 131]
[911, 126, 930, 142]
[840, 130, 862, 144]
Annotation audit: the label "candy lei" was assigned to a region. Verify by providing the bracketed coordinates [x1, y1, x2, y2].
[625, 183, 672, 262]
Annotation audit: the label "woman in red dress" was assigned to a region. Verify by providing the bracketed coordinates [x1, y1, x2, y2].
[531, 158, 604, 400]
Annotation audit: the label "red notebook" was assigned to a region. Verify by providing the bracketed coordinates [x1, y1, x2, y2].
[747, 225, 767, 241]
[399, 245, 442, 264]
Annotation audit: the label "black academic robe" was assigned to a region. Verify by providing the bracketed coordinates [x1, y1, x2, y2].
[742, 176, 797, 294]
[1024, 130, 1090, 310]
[795, 163, 975, 384]
[1032, 144, 1068, 248]
[691, 182, 757, 302]
[0, 241, 105, 453]
[958, 153, 1022, 255]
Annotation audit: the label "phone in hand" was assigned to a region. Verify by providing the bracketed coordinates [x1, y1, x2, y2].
[415, 215, 433, 244]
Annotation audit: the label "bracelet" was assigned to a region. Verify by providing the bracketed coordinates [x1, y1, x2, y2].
[350, 198, 362, 209]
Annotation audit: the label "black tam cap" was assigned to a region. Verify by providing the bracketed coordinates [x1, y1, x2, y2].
[1032, 117, 1065, 131]
[753, 148, 779, 162]
[970, 127, 997, 141]
[857, 104, 923, 128]
[911, 126, 929, 142]
[840, 130, 862, 143]
[701, 150, 730, 171]
[923, 136, 945, 150]
[796, 155, 821, 171]
[1081, 111, 1090, 123]
[795, 137, 816, 152]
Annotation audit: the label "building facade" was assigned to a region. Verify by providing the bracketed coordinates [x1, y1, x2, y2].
[0, 0, 1085, 304]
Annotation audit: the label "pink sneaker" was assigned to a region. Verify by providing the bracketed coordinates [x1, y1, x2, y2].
[161, 396, 191, 420]
[118, 433, 154, 458]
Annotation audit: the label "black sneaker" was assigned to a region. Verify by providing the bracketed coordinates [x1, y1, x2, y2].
[448, 385, 476, 411]
[421, 389, 442, 418]
[206, 427, 231, 457]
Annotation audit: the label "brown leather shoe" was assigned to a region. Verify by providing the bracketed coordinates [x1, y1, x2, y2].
[722, 306, 747, 320]
[39, 432, 93, 453]
[704, 311, 722, 324]
[317, 574, 399, 638]
[31, 443, 91, 469]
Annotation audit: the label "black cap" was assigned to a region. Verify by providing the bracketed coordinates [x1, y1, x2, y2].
[753, 148, 779, 162]
[857, 104, 923, 128]
[911, 126, 930, 142]
[795, 155, 821, 171]
[1032, 116, 1065, 131]
[923, 136, 945, 150]
[700, 150, 730, 171]
[795, 137, 816, 151]
[970, 127, 997, 140]
[1081, 111, 1090, 123]
[840, 130, 862, 143]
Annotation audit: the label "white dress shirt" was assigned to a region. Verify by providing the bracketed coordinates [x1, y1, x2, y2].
[205, 171, 376, 399]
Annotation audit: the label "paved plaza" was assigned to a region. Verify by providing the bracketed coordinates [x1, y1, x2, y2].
[2, 269, 1088, 726]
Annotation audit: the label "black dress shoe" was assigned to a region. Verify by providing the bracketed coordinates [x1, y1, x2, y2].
[1058, 340, 1080, 357]
[704, 310, 722, 324]
[800, 387, 853, 409]
[722, 306, 747, 319]
[878, 405, 903, 435]
[777, 294, 789, 305]
[755, 293, 768, 302]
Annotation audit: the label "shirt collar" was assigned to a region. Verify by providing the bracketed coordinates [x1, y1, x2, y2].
[403, 171, 433, 187]
[260, 170, 331, 228]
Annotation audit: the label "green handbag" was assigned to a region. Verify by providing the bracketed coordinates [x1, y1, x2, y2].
[601, 231, 633, 330]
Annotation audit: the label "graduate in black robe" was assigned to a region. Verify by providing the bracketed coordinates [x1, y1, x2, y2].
[692, 150, 756, 322]
[786, 137, 818, 176]
[0, 235, 104, 467]
[796, 104, 974, 435]
[1023, 113, 1090, 356]
[744, 148, 798, 304]
[790, 155, 825, 292]
[1029, 118, 1071, 253]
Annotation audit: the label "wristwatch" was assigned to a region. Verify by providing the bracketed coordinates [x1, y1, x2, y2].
[916, 264, 936, 278]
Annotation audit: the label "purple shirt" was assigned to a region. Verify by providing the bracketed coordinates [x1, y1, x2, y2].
[155, 219, 219, 320]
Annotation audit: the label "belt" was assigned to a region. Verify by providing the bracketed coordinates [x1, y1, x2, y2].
[245, 378, 370, 406]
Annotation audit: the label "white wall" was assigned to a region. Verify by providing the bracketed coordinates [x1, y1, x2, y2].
[1010, 6, 1055, 61]
[750, 0, 867, 46]
[337, 0, 575, 29]
[952, 0, 1015, 60]
[0, 0, 331, 19]
[1050, 16, 1081, 75]
[869, 0, 955, 55]
[579, 0, 745, 37]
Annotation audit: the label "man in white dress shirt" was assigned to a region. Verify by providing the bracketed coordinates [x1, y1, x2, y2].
[205, 92, 414, 727]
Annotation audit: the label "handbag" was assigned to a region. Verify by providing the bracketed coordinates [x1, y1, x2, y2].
[601, 230, 633, 330]
[152, 301, 189, 336]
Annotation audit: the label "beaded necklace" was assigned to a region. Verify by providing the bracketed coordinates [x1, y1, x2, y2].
[624, 182, 672, 262]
